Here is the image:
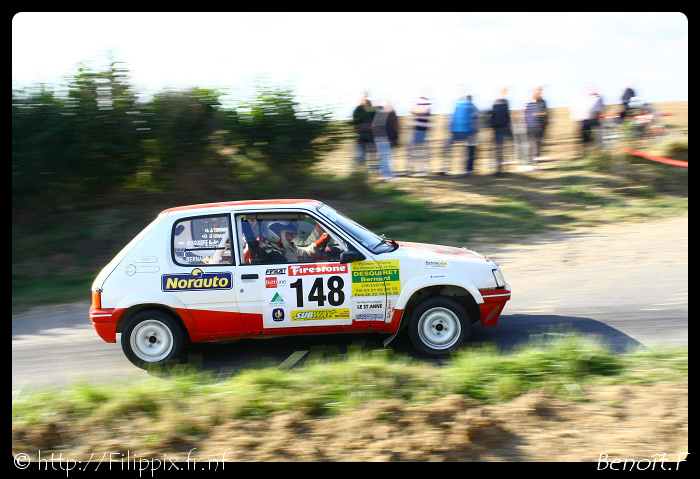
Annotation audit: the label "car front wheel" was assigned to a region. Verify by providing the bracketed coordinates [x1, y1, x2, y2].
[408, 296, 471, 357]
[121, 310, 184, 369]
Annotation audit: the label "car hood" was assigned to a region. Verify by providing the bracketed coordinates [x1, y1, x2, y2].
[385, 241, 489, 262]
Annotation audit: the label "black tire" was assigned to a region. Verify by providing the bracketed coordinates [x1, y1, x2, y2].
[121, 309, 184, 370]
[408, 296, 471, 357]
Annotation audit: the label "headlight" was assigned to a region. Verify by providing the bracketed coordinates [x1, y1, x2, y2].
[492, 268, 505, 288]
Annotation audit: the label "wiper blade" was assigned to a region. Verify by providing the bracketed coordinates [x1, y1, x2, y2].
[372, 234, 387, 250]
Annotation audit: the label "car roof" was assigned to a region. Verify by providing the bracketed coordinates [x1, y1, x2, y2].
[160, 199, 322, 215]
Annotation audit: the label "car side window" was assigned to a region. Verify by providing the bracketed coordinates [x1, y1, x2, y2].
[236, 212, 347, 265]
[172, 215, 233, 266]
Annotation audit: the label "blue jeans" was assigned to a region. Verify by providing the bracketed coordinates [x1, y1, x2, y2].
[410, 129, 430, 173]
[376, 140, 394, 179]
[493, 128, 509, 170]
[444, 132, 477, 173]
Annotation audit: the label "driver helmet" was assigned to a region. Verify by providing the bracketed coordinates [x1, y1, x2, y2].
[261, 220, 299, 244]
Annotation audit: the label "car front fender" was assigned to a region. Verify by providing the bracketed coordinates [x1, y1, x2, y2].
[395, 273, 484, 310]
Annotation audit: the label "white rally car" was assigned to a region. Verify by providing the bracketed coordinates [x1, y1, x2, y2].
[90, 200, 511, 368]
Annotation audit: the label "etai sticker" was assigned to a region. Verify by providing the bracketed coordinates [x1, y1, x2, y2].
[351, 260, 401, 296]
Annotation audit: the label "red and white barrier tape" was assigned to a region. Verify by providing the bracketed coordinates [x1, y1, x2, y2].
[616, 147, 688, 167]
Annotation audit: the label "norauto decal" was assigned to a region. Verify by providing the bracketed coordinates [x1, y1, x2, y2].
[291, 308, 350, 321]
[288, 264, 349, 276]
[162, 268, 232, 291]
[266, 268, 286, 275]
[265, 277, 287, 288]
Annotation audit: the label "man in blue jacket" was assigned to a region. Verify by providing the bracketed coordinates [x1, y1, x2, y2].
[440, 93, 479, 176]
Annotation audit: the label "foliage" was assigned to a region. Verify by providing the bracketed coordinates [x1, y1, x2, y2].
[12, 61, 344, 210]
[226, 87, 348, 173]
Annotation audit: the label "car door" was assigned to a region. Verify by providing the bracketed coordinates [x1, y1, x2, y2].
[167, 213, 245, 333]
[233, 209, 385, 332]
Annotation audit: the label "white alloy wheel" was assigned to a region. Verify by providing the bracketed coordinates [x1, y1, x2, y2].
[130, 319, 174, 362]
[417, 307, 462, 350]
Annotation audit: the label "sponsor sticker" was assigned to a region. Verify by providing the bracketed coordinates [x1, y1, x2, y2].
[430, 275, 446, 279]
[266, 268, 287, 275]
[269, 292, 286, 306]
[291, 309, 350, 321]
[272, 308, 285, 322]
[265, 277, 287, 288]
[351, 260, 401, 296]
[288, 263, 349, 277]
[356, 314, 383, 321]
[162, 268, 232, 291]
[353, 299, 385, 321]
[424, 260, 450, 270]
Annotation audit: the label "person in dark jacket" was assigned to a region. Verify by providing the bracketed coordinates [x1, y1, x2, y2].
[620, 86, 636, 119]
[352, 92, 377, 169]
[372, 101, 399, 181]
[525, 87, 548, 164]
[491, 87, 511, 176]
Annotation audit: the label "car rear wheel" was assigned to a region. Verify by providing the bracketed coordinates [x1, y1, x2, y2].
[121, 310, 184, 369]
[408, 296, 471, 357]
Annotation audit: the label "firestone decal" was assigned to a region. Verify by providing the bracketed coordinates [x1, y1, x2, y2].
[162, 268, 232, 291]
[289, 264, 349, 276]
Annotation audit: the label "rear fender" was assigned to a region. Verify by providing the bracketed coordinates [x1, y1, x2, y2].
[114, 292, 199, 341]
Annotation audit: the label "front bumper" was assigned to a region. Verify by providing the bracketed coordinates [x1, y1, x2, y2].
[479, 285, 511, 326]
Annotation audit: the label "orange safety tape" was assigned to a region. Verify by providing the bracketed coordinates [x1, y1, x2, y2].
[616, 147, 688, 167]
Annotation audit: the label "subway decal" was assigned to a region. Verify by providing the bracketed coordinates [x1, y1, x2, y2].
[162, 268, 233, 291]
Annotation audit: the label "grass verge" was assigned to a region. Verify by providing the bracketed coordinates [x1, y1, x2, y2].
[12, 334, 687, 452]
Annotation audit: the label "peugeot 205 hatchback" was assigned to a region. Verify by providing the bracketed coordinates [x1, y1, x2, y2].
[89, 199, 511, 368]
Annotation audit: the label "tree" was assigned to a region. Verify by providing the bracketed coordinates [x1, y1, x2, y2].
[228, 87, 346, 173]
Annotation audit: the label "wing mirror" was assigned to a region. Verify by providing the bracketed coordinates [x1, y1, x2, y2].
[340, 251, 364, 264]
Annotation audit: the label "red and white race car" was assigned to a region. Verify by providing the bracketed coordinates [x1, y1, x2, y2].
[89, 200, 510, 368]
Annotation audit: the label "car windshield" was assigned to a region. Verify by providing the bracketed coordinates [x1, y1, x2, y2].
[317, 205, 395, 254]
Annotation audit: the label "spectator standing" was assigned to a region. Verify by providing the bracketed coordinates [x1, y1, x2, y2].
[525, 87, 548, 166]
[352, 93, 376, 169]
[512, 101, 531, 171]
[491, 88, 511, 176]
[372, 101, 399, 181]
[408, 96, 433, 175]
[620, 85, 636, 119]
[571, 85, 605, 157]
[441, 93, 479, 176]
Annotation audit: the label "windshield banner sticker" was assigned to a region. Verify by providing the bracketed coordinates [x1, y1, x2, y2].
[351, 260, 401, 296]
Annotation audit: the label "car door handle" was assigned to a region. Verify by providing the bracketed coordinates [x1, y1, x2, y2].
[241, 274, 258, 280]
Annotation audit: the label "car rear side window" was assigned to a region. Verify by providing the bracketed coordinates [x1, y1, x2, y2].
[172, 215, 233, 266]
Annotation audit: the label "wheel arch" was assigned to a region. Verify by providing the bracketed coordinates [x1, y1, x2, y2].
[114, 293, 197, 341]
[396, 279, 482, 332]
